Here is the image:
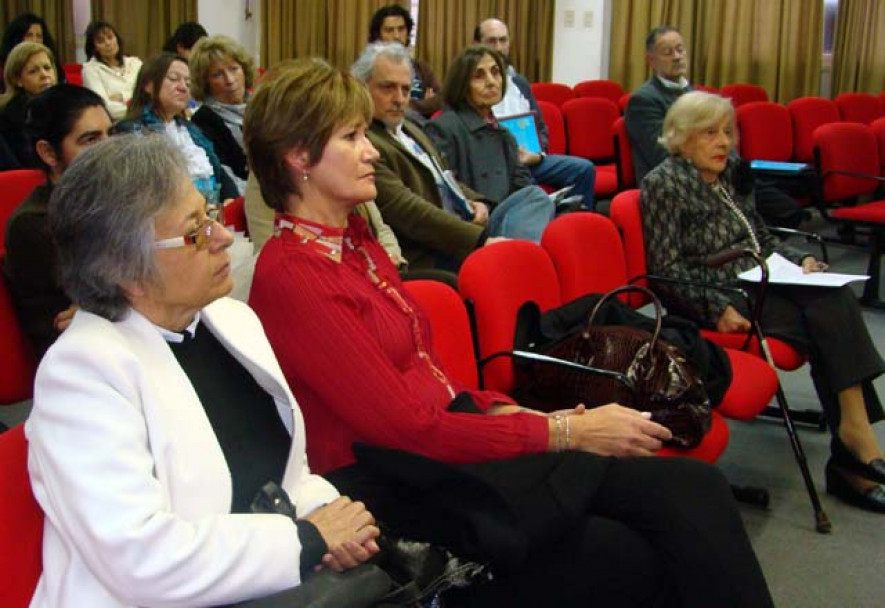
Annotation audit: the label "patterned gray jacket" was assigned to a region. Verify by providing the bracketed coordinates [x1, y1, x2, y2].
[640, 155, 810, 325]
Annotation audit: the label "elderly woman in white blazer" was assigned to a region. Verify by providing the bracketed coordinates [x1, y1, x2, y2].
[25, 134, 380, 608]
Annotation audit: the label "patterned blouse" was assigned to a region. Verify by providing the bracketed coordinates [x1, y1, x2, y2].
[640, 155, 809, 325]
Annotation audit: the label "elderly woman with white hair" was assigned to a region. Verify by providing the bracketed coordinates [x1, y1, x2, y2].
[641, 90, 885, 513]
[25, 134, 381, 607]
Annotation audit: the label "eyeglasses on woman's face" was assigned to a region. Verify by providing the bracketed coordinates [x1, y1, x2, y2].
[153, 217, 219, 251]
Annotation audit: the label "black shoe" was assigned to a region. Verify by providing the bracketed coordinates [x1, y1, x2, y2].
[825, 460, 885, 513]
[830, 437, 885, 484]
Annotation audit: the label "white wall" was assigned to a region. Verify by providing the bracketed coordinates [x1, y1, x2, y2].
[197, 0, 262, 66]
[551, 0, 610, 85]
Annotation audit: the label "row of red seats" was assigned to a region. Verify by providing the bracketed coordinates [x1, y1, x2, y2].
[534, 90, 885, 200]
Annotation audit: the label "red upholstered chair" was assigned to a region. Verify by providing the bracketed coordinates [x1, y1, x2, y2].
[870, 117, 885, 173]
[813, 122, 885, 308]
[402, 280, 478, 389]
[222, 196, 248, 235]
[572, 79, 624, 105]
[612, 117, 636, 190]
[536, 100, 567, 155]
[540, 211, 778, 422]
[720, 83, 768, 108]
[0, 169, 46, 256]
[0, 260, 37, 406]
[787, 97, 840, 163]
[617, 93, 631, 114]
[560, 97, 620, 197]
[609, 189, 830, 530]
[834, 92, 882, 125]
[736, 102, 794, 161]
[0, 425, 44, 607]
[529, 82, 574, 108]
[62, 62, 83, 86]
[458, 239, 728, 462]
[693, 84, 719, 94]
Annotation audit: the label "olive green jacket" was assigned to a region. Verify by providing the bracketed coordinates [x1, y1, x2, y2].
[369, 118, 489, 270]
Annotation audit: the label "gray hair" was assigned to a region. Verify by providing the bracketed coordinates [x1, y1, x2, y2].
[658, 91, 735, 155]
[351, 41, 413, 83]
[48, 134, 190, 321]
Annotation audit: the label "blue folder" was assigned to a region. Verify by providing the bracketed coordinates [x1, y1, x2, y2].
[498, 112, 542, 155]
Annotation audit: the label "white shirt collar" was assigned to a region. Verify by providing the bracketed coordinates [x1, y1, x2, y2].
[154, 312, 201, 343]
[656, 74, 690, 91]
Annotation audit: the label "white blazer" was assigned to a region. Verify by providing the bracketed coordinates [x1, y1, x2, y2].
[26, 297, 339, 607]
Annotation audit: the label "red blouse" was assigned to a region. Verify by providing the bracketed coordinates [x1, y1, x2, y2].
[249, 214, 549, 474]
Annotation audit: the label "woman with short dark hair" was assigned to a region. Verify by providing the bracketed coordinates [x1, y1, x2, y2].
[81, 21, 142, 120]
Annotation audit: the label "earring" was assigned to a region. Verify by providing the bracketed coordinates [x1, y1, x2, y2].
[301, 171, 310, 182]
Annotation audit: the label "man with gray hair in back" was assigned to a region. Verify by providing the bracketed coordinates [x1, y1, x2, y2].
[352, 42, 514, 271]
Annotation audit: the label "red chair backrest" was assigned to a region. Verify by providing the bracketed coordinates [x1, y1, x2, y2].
[608, 190, 653, 308]
[0, 265, 37, 404]
[223, 196, 248, 235]
[402, 280, 478, 389]
[0, 425, 44, 607]
[870, 117, 885, 173]
[612, 117, 636, 189]
[787, 97, 840, 163]
[536, 100, 567, 155]
[0, 170, 47, 256]
[720, 83, 768, 107]
[736, 101, 793, 161]
[561, 97, 620, 161]
[835, 92, 881, 125]
[458, 241, 561, 393]
[693, 84, 719, 94]
[530, 82, 574, 108]
[62, 62, 83, 86]
[573, 79, 625, 105]
[617, 93, 631, 114]
[541, 213, 629, 304]
[814, 122, 882, 201]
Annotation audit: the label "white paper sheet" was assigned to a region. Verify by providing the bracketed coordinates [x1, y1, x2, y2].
[737, 253, 869, 287]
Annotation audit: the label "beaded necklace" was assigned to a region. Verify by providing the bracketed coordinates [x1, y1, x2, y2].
[713, 181, 761, 254]
[276, 214, 456, 399]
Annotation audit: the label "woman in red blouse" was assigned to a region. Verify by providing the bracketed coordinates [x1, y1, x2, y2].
[246, 58, 773, 608]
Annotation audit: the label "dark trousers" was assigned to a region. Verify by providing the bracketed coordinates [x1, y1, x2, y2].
[755, 284, 885, 434]
[329, 450, 773, 608]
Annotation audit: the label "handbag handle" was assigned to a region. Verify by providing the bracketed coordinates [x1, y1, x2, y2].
[586, 285, 664, 350]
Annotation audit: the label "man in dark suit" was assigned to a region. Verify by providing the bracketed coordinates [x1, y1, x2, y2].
[474, 18, 597, 211]
[626, 26, 802, 228]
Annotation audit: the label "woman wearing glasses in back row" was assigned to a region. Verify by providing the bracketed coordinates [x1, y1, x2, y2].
[25, 134, 380, 607]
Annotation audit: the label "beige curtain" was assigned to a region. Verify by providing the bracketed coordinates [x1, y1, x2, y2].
[415, 0, 554, 84]
[610, 0, 821, 103]
[1, 0, 75, 66]
[832, 0, 885, 95]
[90, 0, 197, 62]
[261, 0, 408, 70]
[693, 0, 821, 104]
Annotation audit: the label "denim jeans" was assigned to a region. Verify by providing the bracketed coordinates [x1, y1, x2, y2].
[488, 185, 556, 242]
[531, 154, 597, 211]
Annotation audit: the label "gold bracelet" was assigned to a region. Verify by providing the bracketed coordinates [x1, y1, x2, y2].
[565, 415, 571, 451]
[553, 414, 564, 452]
